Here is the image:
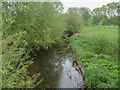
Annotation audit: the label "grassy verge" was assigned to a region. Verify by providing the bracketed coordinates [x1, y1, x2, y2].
[67, 26, 119, 88]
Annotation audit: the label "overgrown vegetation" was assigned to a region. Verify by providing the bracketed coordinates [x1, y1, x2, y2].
[69, 2, 119, 26]
[64, 10, 84, 35]
[1, 1, 119, 88]
[1, 2, 67, 88]
[67, 27, 118, 88]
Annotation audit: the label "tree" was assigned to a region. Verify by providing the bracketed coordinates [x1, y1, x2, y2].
[2, 1, 66, 88]
[91, 2, 119, 26]
[65, 9, 84, 36]
[68, 7, 91, 26]
[88, 16, 93, 26]
[78, 7, 91, 25]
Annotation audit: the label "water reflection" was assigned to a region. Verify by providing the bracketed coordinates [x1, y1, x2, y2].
[28, 46, 83, 88]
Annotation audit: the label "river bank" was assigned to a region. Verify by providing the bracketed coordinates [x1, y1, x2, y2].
[67, 26, 118, 88]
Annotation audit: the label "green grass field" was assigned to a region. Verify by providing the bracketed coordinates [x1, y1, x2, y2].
[67, 26, 118, 88]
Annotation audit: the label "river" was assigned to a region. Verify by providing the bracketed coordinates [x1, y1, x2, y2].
[28, 46, 83, 88]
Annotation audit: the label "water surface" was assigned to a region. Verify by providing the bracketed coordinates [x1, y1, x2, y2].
[28, 46, 83, 88]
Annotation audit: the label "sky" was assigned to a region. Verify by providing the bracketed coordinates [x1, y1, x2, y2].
[60, 0, 120, 12]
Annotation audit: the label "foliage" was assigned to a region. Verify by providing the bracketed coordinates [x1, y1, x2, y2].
[64, 10, 84, 34]
[87, 17, 93, 26]
[2, 29, 43, 88]
[91, 2, 119, 25]
[67, 26, 118, 88]
[68, 7, 91, 26]
[2, 2, 66, 88]
[1, 1, 119, 88]
[68, 2, 119, 26]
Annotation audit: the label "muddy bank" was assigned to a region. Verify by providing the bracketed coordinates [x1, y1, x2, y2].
[66, 45, 85, 80]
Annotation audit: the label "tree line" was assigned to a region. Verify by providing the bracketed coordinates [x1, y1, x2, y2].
[68, 2, 119, 26]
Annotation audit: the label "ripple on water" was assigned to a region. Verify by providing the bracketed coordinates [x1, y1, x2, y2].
[28, 47, 83, 88]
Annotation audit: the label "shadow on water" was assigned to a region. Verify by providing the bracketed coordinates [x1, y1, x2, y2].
[28, 46, 83, 88]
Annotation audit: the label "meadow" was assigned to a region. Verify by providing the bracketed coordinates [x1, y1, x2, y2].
[67, 26, 118, 88]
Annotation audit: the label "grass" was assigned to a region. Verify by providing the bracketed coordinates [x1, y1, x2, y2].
[67, 26, 119, 88]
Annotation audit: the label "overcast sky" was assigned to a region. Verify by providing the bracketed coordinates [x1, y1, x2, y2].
[60, 0, 120, 12]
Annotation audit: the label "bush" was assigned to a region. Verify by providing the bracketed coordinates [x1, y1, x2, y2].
[64, 11, 84, 35]
[2, 2, 66, 88]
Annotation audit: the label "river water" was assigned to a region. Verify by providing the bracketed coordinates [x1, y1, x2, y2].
[28, 46, 83, 88]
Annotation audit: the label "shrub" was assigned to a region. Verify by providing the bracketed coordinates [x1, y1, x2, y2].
[2, 2, 66, 88]
[64, 11, 84, 35]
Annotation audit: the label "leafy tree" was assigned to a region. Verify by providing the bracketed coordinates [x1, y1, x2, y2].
[65, 9, 84, 35]
[68, 7, 91, 26]
[88, 16, 93, 26]
[91, 2, 119, 26]
[77, 7, 91, 25]
[2, 1, 66, 88]
[106, 2, 118, 18]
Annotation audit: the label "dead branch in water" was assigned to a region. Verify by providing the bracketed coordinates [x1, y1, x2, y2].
[74, 60, 85, 80]
[74, 66, 81, 72]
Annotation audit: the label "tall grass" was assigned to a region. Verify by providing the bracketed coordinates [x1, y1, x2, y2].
[67, 26, 118, 88]
[81, 26, 118, 57]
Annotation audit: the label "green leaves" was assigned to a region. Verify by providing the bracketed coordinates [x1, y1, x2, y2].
[2, 2, 66, 88]
[91, 2, 119, 25]
[64, 11, 84, 34]
[67, 26, 118, 88]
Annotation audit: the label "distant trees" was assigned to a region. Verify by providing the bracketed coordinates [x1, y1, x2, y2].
[64, 8, 84, 36]
[91, 2, 119, 25]
[68, 7, 91, 26]
[68, 2, 119, 26]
